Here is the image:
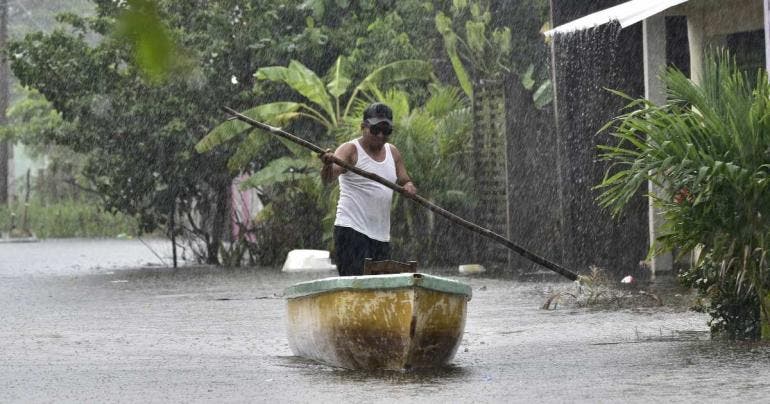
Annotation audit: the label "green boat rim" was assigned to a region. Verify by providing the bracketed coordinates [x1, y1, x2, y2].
[284, 273, 473, 300]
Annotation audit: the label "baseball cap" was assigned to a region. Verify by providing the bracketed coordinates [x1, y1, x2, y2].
[363, 102, 393, 127]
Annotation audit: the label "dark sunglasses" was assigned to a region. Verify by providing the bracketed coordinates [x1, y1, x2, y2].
[368, 123, 392, 137]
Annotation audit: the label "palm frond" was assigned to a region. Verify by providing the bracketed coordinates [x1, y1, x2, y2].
[597, 49, 770, 337]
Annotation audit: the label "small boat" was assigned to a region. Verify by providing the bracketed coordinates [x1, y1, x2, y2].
[284, 262, 472, 370]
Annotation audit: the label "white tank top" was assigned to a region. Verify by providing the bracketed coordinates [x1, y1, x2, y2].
[334, 139, 397, 242]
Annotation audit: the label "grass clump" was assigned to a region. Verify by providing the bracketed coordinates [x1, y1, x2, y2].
[0, 199, 140, 239]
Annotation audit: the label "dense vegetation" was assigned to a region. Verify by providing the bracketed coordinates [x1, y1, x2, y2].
[5, 0, 769, 342]
[597, 51, 770, 340]
[5, 0, 552, 266]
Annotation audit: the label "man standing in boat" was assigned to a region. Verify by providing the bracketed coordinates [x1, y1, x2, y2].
[320, 102, 417, 276]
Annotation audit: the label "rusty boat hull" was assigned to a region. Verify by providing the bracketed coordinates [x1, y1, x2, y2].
[284, 273, 472, 370]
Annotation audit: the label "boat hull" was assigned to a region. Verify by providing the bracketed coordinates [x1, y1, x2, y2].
[285, 273, 471, 370]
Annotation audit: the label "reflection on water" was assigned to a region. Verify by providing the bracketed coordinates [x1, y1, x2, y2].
[2, 239, 770, 402]
[278, 355, 471, 383]
[0, 237, 178, 276]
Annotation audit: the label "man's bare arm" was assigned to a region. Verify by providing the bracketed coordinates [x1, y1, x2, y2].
[390, 145, 417, 197]
[320, 143, 356, 184]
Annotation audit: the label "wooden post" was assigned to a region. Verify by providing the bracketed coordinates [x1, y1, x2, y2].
[0, 0, 9, 205]
[170, 196, 177, 269]
[21, 169, 30, 236]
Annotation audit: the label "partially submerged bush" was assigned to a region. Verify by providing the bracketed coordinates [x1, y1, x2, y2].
[596, 50, 770, 339]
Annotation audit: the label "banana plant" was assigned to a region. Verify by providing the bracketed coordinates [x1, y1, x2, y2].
[255, 57, 434, 132]
[197, 56, 434, 163]
[196, 55, 434, 248]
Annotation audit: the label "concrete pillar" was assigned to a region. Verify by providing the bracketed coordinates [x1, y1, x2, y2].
[643, 16, 667, 105]
[643, 15, 673, 278]
[687, 10, 706, 85]
[765, 0, 770, 74]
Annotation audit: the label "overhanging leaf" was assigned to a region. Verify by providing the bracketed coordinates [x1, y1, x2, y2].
[240, 156, 313, 188]
[196, 102, 302, 153]
[533, 80, 553, 109]
[255, 60, 335, 122]
[326, 56, 351, 99]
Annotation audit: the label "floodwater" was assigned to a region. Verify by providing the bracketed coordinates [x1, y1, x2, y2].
[2, 239, 770, 403]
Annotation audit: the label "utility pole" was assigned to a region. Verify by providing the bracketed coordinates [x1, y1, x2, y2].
[0, 0, 9, 205]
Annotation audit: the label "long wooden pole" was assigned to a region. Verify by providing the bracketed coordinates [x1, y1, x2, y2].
[223, 106, 579, 281]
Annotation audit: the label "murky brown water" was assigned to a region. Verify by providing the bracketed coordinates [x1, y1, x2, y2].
[2, 239, 770, 402]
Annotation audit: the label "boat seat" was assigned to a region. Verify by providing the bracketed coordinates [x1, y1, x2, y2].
[363, 259, 418, 275]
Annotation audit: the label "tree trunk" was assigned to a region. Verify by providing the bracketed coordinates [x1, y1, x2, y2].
[206, 179, 229, 265]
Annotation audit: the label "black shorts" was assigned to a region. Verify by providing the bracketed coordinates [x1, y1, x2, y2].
[333, 226, 390, 276]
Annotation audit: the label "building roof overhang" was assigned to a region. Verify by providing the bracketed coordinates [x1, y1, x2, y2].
[544, 0, 689, 37]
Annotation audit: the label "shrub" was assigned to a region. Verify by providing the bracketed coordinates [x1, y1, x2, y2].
[596, 50, 770, 339]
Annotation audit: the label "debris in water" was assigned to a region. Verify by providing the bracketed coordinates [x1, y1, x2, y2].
[459, 264, 486, 275]
[542, 267, 661, 310]
[621, 275, 634, 284]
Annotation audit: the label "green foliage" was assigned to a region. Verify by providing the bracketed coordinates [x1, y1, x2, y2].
[246, 184, 327, 265]
[240, 157, 314, 189]
[0, 86, 75, 152]
[346, 11, 425, 82]
[522, 64, 554, 109]
[198, 55, 434, 175]
[385, 84, 475, 264]
[114, 0, 189, 83]
[596, 50, 770, 339]
[257, 57, 434, 129]
[0, 199, 139, 239]
[434, 0, 552, 108]
[8, 0, 549, 268]
[8, 0, 94, 39]
[435, 10, 476, 97]
[435, 0, 512, 96]
[256, 60, 337, 124]
[7, 1, 325, 263]
[197, 54, 435, 261]
[679, 254, 761, 339]
[195, 102, 302, 171]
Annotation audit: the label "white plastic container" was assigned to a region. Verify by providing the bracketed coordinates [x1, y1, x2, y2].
[458, 264, 486, 275]
[282, 249, 337, 273]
